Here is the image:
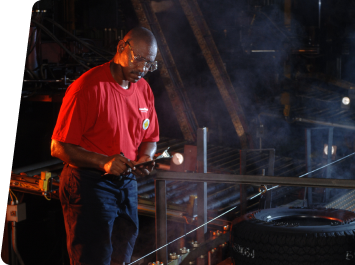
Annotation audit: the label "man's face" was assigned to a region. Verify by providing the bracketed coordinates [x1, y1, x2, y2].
[121, 39, 157, 83]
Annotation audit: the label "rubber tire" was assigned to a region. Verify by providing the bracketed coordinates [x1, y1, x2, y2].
[231, 207, 355, 265]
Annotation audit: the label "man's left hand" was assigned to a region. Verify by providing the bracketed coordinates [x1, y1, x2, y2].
[133, 155, 155, 177]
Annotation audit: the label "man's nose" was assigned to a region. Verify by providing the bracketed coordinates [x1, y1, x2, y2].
[137, 62, 148, 72]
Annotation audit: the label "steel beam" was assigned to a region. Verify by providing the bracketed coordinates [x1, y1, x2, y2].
[177, 0, 250, 149]
[155, 171, 355, 189]
[324, 128, 334, 202]
[197, 128, 208, 173]
[239, 150, 247, 215]
[155, 180, 168, 264]
[130, 0, 198, 142]
[265, 149, 275, 208]
[197, 128, 207, 243]
[306, 129, 313, 206]
[295, 117, 355, 131]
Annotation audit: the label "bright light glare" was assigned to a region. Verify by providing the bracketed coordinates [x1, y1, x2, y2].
[342, 97, 350, 105]
[324, 145, 335, 155]
[172, 153, 184, 165]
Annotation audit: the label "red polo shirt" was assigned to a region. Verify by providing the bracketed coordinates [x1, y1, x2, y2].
[52, 62, 159, 161]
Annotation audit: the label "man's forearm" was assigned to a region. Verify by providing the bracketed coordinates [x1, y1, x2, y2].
[51, 139, 107, 170]
[137, 142, 157, 160]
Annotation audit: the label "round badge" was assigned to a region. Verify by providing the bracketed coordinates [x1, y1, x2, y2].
[143, 119, 150, 130]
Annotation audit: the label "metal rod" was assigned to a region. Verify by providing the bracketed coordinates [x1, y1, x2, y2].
[214, 157, 240, 168]
[272, 158, 294, 171]
[294, 117, 355, 130]
[197, 128, 208, 243]
[306, 129, 312, 206]
[206, 146, 225, 157]
[155, 180, 168, 264]
[265, 149, 275, 208]
[325, 128, 334, 202]
[155, 171, 355, 189]
[207, 148, 237, 162]
[239, 150, 247, 215]
[216, 150, 266, 169]
[319, 0, 322, 29]
[223, 154, 266, 171]
[12, 158, 63, 174]
[197, 128, 207, 174]
[23, 79, 64, 83]
[11, 222, 25, 265]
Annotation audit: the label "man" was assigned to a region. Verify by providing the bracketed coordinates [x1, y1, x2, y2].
[51, 26, 159, 265]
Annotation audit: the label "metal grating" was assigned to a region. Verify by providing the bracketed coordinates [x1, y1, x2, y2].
[325, 190, 355, 211]
[137, 137, 318, 216]
[260, 83, 355, 130]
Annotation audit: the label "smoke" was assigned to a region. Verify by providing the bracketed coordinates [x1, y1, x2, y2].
[227, 3, 302, 155]
[151, 0, 355, 193]
[341, 13, 355, 86]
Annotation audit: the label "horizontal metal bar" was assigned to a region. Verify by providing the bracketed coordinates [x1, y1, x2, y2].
[155, 171, 355, 189]
[251, 50, 276, 52]
[294, 117, 355, 130]
[241, 149, 275, 151]
[23, 79, 64, 83]
[12, 158, 63, 174]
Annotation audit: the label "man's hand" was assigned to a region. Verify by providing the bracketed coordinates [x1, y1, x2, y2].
[134, 142, 157, 177]
[102, 154, 137, 176]
[52, 140, 133, 175]
[132, 155, 155, 177]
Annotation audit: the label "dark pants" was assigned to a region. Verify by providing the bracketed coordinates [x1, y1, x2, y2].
[59, 164, 139, 265]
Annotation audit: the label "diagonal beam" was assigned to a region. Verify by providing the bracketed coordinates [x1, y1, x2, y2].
[177, 0, 251, 149]
[130, 0, 198, 142]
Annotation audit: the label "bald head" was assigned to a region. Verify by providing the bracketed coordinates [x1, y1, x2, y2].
[124, 26, 157, 47]
[111, 26, 158, 84]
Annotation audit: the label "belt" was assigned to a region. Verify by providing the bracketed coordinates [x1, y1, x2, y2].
[68, 164, 105, 175]
[68, 164, 134, 182]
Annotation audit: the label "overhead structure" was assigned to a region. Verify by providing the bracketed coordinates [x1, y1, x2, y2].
[130, 0, 198, 142]
[176, 0, 251, 149]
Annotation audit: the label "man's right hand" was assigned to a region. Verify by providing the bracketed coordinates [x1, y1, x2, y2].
[102, 154, 137, 176]
[51, 140, 137, 176]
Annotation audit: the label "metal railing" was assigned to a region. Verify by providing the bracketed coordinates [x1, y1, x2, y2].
[153, 128, 355, 264]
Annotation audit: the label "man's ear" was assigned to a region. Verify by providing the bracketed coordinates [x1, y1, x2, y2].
[117, 40, 125, 52]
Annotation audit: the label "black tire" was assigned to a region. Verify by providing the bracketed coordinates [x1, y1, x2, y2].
[231, 207, 355, 265]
